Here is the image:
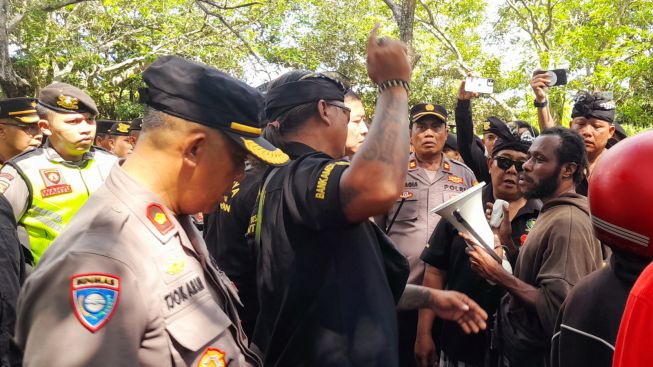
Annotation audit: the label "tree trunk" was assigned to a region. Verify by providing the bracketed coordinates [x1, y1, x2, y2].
[0, 0, 30, 97]
[398, 0, 416, 45]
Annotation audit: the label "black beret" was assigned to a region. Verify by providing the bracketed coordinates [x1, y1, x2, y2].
[410, 103, 448, 125]
[482, 116, 512, 138]
[140, 55, 288, 166]
[0, 97, 39, 124]
[38, 82, 98, 117]
[129, 117, 143, 132]
[96, 120, 115, 135]
[109, 121, 131, 136]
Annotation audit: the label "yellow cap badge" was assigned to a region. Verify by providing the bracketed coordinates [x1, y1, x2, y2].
[31, 101, 37, 108]
[147, 204, 174, 235]
[198, 347, 227, 367]
[117, 122, 130, 133]
[483, 122, 490, 131]
[56, 95, 79, 110]
[425, 104, 435, 111]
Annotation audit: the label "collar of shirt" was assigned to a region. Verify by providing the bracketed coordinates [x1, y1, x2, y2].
[284, 142, 317, 159]
[43, 140, 95, 167]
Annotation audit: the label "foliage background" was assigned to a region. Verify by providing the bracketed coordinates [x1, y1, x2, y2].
[1, 0, 651, 135]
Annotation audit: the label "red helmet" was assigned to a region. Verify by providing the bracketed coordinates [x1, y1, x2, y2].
[589, 130, 653, 259]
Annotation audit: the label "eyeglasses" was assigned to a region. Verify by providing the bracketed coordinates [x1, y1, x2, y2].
[325, 101, 351, 113]
[494, 156, 526, 172]
[0, 122, 41, 134]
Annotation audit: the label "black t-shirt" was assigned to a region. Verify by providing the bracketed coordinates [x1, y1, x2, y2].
[203, 164, 266, 338]
[250, 143, 409, 367]
[420, 185, 541, 364]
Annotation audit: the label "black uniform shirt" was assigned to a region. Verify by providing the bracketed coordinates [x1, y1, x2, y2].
[249, 142, 409, 367]
[203, 164, 266, 338]
[420, 185, 541, 364]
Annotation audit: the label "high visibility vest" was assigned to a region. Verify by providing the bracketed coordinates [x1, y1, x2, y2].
[10, 147, 116, 263]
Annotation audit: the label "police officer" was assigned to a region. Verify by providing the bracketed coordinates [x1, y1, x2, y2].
[0, 83, 117, 265]
[374, 102, 477, 367]
[94, 119, 114, 149]
[0, 98, 43, 165]
[106, 121, 134, 158]
[15, 55, 289, 366]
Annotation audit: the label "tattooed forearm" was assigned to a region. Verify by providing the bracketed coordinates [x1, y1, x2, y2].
[357, 89, 408, 164]
[397, 285, 433, 311]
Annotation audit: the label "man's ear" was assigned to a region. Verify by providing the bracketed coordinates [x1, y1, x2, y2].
[608, 124, 616, 138]
[181, 132, 206, 168]
[38, 119, 52, 136]
[316, 100, 332, 126]
[561, 162, 577, 180]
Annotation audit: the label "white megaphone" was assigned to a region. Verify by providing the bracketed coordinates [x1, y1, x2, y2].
[430, 182, 502, 262]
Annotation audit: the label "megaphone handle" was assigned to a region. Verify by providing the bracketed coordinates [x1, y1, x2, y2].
[453, 209, 503, 263]
[385, 198, 407, 234]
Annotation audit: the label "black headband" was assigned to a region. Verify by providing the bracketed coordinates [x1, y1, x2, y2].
[264, 78, 346, 121]
[493, 127, 534, 155]
[571, 92, 615, 123]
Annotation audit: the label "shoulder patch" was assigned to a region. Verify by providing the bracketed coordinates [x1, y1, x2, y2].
[199, 347, 227, 366]
[409, 159, 417, 169]
[147, 203, 174, 235]
[71, 273, 120, 333]
[448, 175, 464, 184]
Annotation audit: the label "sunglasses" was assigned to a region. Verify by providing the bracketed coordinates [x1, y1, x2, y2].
[494, 156, 526, 172]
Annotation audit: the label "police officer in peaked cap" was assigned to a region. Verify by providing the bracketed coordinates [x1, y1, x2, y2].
[15, 55, 288, 367]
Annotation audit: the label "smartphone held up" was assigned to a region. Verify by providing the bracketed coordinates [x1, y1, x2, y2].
[533, 69, 568, 87]
[464, 76, 495, 94]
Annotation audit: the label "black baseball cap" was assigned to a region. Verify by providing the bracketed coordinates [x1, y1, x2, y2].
[0, 97, 39, 124]
[129, 117, 143, 132]
[140, 56, 288, 166]
[410, 103, 448, 126]
[38, 82, 98, 117]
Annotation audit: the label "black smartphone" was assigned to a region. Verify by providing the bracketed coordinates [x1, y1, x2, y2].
[534, 69, 567, 87]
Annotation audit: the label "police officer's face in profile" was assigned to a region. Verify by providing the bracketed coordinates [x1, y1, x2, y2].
[410, 117, 447, 159]
[489, 149, 527, 201]
[344, 99, 368, 157]
[180, 128, 247, 214]
[570, 117, 615, 158]
[40, 112, 96, 159]
[0, 119, 43, 157]
[108, 135, 133, 158]
[520, 135, 563, 199]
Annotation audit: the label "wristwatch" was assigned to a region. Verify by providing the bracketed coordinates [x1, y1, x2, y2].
[533, 99, 548, 108]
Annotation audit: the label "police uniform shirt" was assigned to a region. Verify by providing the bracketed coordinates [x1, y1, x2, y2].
[420, 184, 541, 365]
[15, 164, 262, 367]
[249, 142, 409, 367]
[375, 153, 477, 285]
[203, 164, 266, 338]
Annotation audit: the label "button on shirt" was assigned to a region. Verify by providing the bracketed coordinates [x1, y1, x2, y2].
[375, 154, 477, 285]
[15, 164, 261, 367]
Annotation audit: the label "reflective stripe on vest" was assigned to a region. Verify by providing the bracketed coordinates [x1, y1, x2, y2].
[15, 150, 115, 263]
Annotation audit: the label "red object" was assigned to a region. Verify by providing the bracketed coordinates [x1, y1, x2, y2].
[588, 130, 653, 259]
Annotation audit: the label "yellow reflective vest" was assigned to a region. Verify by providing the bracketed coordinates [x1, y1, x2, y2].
[8, 146, 116, 263]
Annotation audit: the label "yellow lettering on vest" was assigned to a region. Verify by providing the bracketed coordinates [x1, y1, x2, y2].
[220, 202, 231, 213]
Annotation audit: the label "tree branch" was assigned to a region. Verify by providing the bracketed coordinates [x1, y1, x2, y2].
[196, 0, 262, 10]
[381, 0, 401, 25]
[8, 0, 96, 32]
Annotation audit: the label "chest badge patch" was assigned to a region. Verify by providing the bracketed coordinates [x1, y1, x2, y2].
[400, 191, 414, 199]
[39, 168, 72, 198]
[147, 203, 174, 235]
[71, 273, 120, 333]
[199, 347, 227, 367]
[163, 256, 187, 275]
[448, 175, 464, 184]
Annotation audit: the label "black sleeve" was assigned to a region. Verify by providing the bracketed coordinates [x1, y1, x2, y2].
[420, 219, 456, 271]
[455, 100, 490, 184]
[0, 195, 24, 367]
[285, 154, 351, 231]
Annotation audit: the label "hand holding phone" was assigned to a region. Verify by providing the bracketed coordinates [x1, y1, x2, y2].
[533, 69, 567, 87]
[464, 76, 494, 94]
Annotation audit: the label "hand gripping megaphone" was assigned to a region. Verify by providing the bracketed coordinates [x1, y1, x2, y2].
[430, 182, 502, 262]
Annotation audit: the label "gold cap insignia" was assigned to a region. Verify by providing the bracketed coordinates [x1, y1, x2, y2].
[117, 123, 130, 133]
[241, 138, 289, 165]
[31, 101, 37, 108]
[425, 104, 435, 111]
[57, 95, 79, 110]
[483, 122, 490, 130]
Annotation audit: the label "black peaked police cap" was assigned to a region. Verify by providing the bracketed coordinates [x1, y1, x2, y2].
[139, 56, 289, 166]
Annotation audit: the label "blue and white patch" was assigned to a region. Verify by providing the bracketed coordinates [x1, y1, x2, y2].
[70, 273, 121, 333]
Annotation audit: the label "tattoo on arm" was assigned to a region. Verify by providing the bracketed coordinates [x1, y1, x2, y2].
[357, 91, 407, 164]
[397, 284, 432, 311]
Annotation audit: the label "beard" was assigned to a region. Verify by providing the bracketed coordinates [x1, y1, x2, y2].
[524, 167, 561, 199]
